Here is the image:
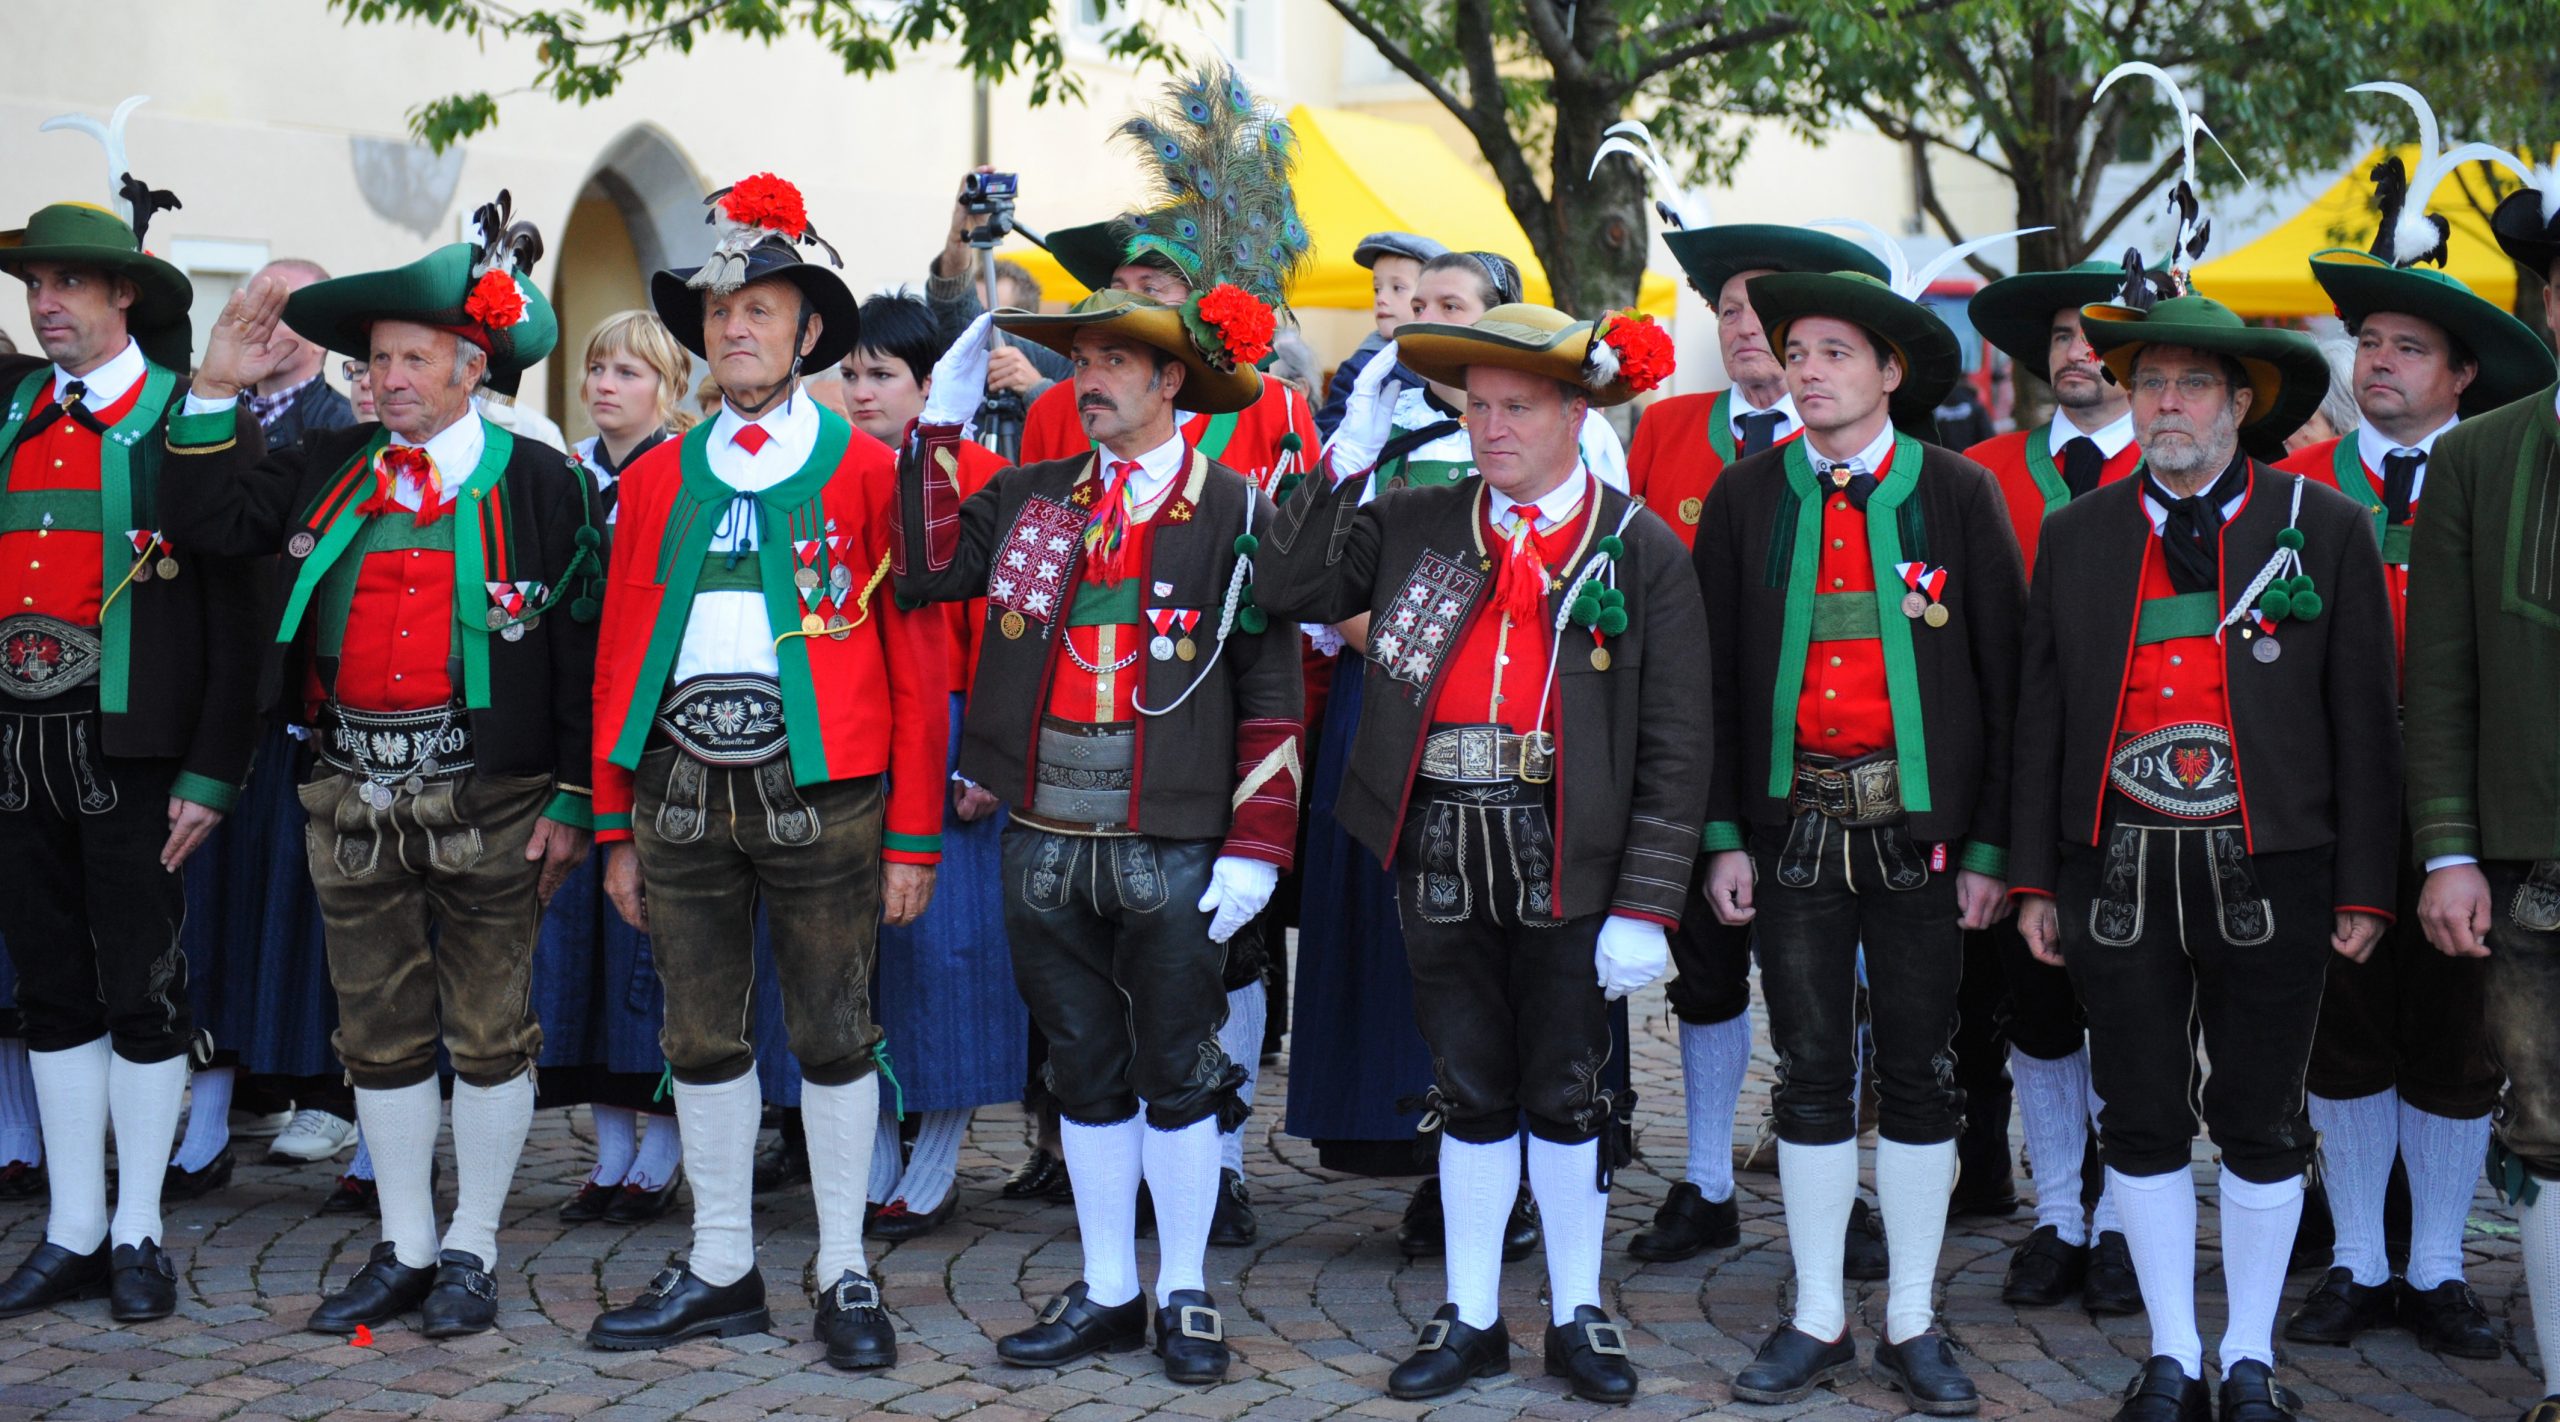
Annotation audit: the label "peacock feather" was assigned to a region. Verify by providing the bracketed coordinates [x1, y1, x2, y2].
[1114, 62, 1311, 308]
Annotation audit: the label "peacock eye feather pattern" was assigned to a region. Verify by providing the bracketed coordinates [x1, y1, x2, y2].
[1113, 60, 1311, 309]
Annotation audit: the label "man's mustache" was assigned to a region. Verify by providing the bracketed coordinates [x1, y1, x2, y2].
[1079, 395, 1116, 412]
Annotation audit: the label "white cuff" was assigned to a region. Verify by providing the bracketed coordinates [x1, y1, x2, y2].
[2424, 854, 2481, 873]
[181, 393, 238, 416]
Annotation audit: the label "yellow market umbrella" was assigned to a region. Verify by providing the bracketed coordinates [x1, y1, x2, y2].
[2193, 146, 2520, 318]
[1007, 104, 1680, 318]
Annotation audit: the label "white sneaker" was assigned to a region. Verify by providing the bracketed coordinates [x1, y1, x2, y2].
[231, 1108, 295, 1140]
[267, 1108, 358, 1163]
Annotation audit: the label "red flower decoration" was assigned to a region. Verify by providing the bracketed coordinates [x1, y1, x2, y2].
[1599, 309, 1675, 393]
[1194, 283, 1277, 367]
[721, 173, 809, 240]
[464, 269, 527, 331]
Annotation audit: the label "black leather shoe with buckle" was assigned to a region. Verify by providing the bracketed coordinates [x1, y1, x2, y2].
[995, 1280, 1147, 1366]
[1208, 1168, 1257, 1247]
[1871, 1332, 1979, 1415]
[1544, 1305, 1636, 1404]
[1503, 1187, 1542, 1263]
[2084, 1231, 2143, 1316]
[2218, 1359, 2301, 1422]
[307, 1241, 436, 1335]
[1626, 1181, 1740, 1262]
[2113, 1355, 2210, 1422]
[109, 1238, 178, 1322]
[1732, 1326, 1858, 1404]
[2518, 1394, 2560, 1422]
[587, 1263, 772, 1350]
[2283, 1267, 2395, 1345]
[1845, 1198, 1889, 1281]
[813, 1269, 897, 1370]
[1398, 1178, 1445, 1258]
[1153, 1289, 1230, 1385]
[2400, 1278, 2500, 1359]
[419, 1250, 499, 1338]
[1387, 1303, 1510, 1400]
[0, 1240, 109, 1319]
[2002, 1225, 2090, 1307]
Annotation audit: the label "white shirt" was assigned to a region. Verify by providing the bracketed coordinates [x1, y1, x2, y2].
[2048, 407, 2137, 462]
[1803, 421, 1897, 481]
[674, 393, 825, 683]
[2354, 414, 2458, 506]
[1487, 464, 1592, 536]
[2137, 471, 2249, 535]
[382, 411, 486, 512]
[1729, 389, 1799, 447]
[1093, 431, 1190, 513]
[55, 338, 145, 408]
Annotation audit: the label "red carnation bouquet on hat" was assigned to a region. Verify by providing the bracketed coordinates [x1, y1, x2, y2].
[1585, 308, 1675, 394]
[1183, 282, 1278, 370]
[691, 172, 842, 293]
[464, 189, 543, 331]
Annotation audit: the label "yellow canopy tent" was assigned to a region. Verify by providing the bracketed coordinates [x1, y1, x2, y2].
[1007, 103, 1681, 317]
[2192, 146, 2521, 318]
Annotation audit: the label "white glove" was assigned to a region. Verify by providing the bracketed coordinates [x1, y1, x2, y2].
[1197, 854, 1280, 944]
[919, 311, 995, 428]
[1321, 338, 1403, 483]
[1593, 913, 1670, 1001]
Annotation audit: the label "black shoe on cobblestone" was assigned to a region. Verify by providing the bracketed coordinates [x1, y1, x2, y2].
[2283, 1267, 2394, 1346]
[109, 1239, 177, 1323]
[2084, 1231, 2143, 1316]
[2400, 1278, 2500, 1359]
[0, 1240, 108, 1319]
[1000, 1148, 1069, 1201]
[1544, 1305, 1637, 1404]
[1398, 1178, 1445, 1258]
[307, 1241, 435, 1335]
[996, 1280, 1147, 1366]
[2112, 1355, 2210, 1422]
[813, 1269, 896, 1370]
[2002, 1225, 2089, 1307]
[587, 1263, 771, 1350]
[1872, 1331, 1979, 1415]
[1388, 1304, 1509, 1400]
[1503, 1187, 1542, 1263]
[1732, 1325, 1857, 1405]
[1153, 1289, 1230, 1385]
[419, 1250, 498, 1338]
[1844, 1199, 1889, 1281]
[1627, 1181, 1739, 1262]
[318, 1174, 378, 1218]
[2218, 1359, 2301, 1422]
[162, 1146, 234, 1202]
[1209, 1169, 1257, 1247]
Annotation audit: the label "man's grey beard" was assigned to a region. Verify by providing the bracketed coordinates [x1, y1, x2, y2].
[2140, 402, 2241, 483]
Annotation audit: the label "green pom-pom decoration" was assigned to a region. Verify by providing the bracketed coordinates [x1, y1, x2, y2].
[1596, 535, 1625, 560]
[2291, 590, 2323, 620]
[2277, 527, 2306, 551]
[1233, 533, 1260, 556]
[1236, 606, 1268, 635]
[1600, 586, 1626, 610]
[1570, 594, 1602, 627]
[1598, 606, 1629, 637]
[574, 526, 603, 550]
[571, 597, 601, 623]
[2289, 574, 2316, 597]
[2258, 589, 2294, 621]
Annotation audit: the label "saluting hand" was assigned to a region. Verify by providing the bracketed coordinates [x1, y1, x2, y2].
[192, 274, 292, 402]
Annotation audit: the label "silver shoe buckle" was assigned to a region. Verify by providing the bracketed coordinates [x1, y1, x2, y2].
[1036, 1292, 1072, 1325]
[1177, 1304, 1224, 1342]
[1581, 1321, 1629, 1357]
[1416, 1318, 1452, 1352]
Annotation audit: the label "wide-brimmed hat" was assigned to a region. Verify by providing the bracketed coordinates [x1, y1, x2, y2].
[2079, 293, 2331, 449]
[1747, 271, 1963, 430]
[0, 201, 195, 371]
[1968, 258, 2142, 381]
[1393, 302, 1673, 409]
[1663, 224, 1888, 305]
[652, 174, 859, 372]
[288, 192, 558, 377]
[997, 287, 1265, 414]
[2310, 248, 2552, 415]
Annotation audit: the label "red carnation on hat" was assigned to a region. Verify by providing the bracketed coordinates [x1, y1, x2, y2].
[1194, 282, 1276, 367]
[1597, 309, 1675, 393]
[464, 269, 527, 330]
[720, 173, 809, 240]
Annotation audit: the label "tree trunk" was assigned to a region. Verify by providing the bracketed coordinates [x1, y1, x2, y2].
[1534, 83, 1651, 320]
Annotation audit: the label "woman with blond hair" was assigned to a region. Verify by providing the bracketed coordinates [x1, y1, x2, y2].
[570, 309, 697, 518]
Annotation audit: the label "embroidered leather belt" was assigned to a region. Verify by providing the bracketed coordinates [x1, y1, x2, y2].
[1022, 716, 1136, 833]
[1789, 752, 1904, 827]
[317, 702, 475, 781]
[2108, 722, 2241, 823]
[0, 614, 102, 701]
[657, 675, 790, 767]
[1418, 723, 1554, 785]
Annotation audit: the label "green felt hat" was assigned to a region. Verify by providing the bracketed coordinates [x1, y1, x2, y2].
[1043, 220, 1133, 294]
[1394, 303, 1666, 409]
[2308, 248, 2553, 415]
[1746, 270, 1963, 432]
[2080, 292, 2331, 453]
[0, 202, 195, 371]
[288, 241, 557, 376]
[1662, 224, 1889, 305]
[998, 287, 1262, 414]
[1968, 259, 2139, 382]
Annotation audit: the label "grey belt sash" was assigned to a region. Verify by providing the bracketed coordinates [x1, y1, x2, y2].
[1024, 716, 1136, 832]
[316, 702, 474, 780]
[658, 675, 790, 767]
[0, 614, 102, 701]
[1418, 723, 1553, 785]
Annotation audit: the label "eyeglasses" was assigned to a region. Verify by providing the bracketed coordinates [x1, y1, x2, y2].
[2130, 372, 2227, 399]
[341, 360, 365, 381]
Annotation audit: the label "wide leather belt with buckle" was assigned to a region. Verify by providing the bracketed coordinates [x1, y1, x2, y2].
[1418, 723, 1554, 785]
[657, 675, 790, 767]
[1789, 752, 1903, 826]
[2108, 721, 2241, 822]
[317, 702, 474, 780]
[1024, 716, 1136, 831]
[0, 614, 102, 701]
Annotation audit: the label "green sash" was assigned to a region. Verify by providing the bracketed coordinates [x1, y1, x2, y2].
[0, 489, 103, 533]
[2330, 432, 2413, 566]
[2022, 425, 2073, 517]
[1704, 388, 1737, 466]
[1189, 410, 1240, 462]
[2134, 592, 2221, 646]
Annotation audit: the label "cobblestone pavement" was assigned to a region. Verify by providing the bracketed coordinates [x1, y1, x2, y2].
[0, 978, 2544, 1421]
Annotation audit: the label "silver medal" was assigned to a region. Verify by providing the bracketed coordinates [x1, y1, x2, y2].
[361, 781, 395, 810]
[1150, 634, 1175, 661]
[404, 775, 426, 795]
[2252, 635, 2281, 663]
[501, 622, 527, 642]
[418, 757, 439, 776]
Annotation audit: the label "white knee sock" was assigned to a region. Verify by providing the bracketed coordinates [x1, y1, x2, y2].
[1681, 1014, 1751, 1203]
[803, 1072, 880, 1282]
[354, 1079, 445, 1269]
[2109, 1166, 2201, 1378]
[1441, 1133, 1521, 1329]
[2524, 1180, 2560, 1398]
[347, 1130, 375, 1181]
[2307, 1088, 2396, 1285]
[1216, 982, 1267, 1177]
[896, 1109, 967, 1212]
[867, 1094, 904, 1204]
[172, 1064, 235, 1173]
[2011, 1046, 2093, 1244]
[1877, 1138, 1957, 1343]
[445, 1074, 533, 1266]
[0, 1039, 40, 1166]
[1777, 1138, 1860, 1341]
[628, 1111, 683, 1191]
[670, 1071, 762, 1287]
[1142, 1115, 1221, 1304]
[2215, 1171, 2305, 1372]
[29, 1039, 109, 1252]
[1061, 1114, 1144, 1308]
[588, 1104, 638, 1187]
[106, 1052, 186, 1249]
[1526, 1135, 1606, 1325]
[2398, 1102, 2488, 1291]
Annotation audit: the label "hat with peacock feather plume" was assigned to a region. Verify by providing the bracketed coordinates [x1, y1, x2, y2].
[0, 96, 195, 371]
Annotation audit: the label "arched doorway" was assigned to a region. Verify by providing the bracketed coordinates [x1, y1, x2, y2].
[548, 125, 709, 440]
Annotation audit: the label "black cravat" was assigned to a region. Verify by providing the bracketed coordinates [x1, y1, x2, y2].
[1736, 409, 1785, 458]
[2060, 435, 2104, 500]
[2380, 449, 2425, 526]
[2147, 457, 2249, 596]
[21, 380, 109, 439]
[1822, 460, 1879, 511]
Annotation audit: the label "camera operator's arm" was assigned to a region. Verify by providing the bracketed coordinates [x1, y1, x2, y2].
[927, 167, 1070, 399]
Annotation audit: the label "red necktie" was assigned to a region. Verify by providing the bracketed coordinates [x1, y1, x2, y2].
[1493, 510, 1550, 627]
[1083, 460, 1140, 585]
[356, 445, 447, 527]
[733, 424, 771, 456]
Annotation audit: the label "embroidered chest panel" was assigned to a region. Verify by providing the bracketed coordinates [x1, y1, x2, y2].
[1371, 550, 1484, 698]
[987, 494, 1089, 626]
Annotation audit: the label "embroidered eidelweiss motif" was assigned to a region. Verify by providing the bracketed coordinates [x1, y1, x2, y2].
[1371, 551, 1483, 696]
[987, 495, 1089, 626]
